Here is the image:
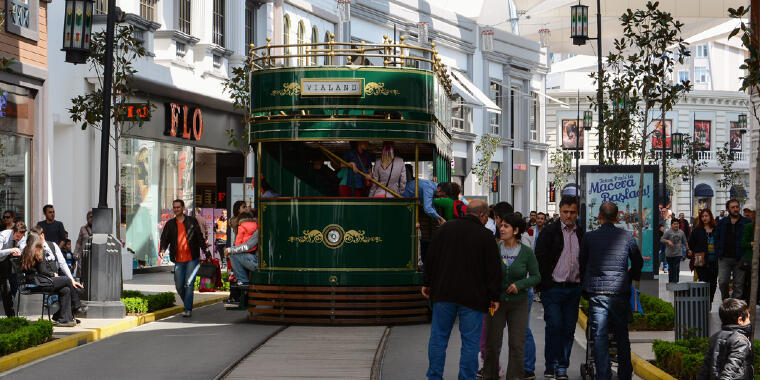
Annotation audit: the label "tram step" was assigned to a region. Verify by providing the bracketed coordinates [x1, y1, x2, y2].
[248, 307, 429, 316]
[249, 285, 424, 293]
[248, 292, 423, 301]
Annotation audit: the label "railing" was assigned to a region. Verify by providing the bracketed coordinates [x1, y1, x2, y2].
[247, 34, 452, 97]
[733, 152, 749, 161]
[697, 151, 714, 161]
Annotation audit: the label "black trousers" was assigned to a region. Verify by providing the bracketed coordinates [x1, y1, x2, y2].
[0, 259, 15, 317]
[37, 276, 81, 322]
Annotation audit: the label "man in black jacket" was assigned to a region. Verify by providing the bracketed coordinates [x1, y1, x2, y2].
[579, 202, 643, 380]
[715, 199, 752, 300]
[534, 196, 584, 380]
[159, 199, 210, 317]
[423, 199, 502, 380]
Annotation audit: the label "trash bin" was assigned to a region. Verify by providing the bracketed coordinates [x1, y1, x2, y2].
[666, 281, 710, 340]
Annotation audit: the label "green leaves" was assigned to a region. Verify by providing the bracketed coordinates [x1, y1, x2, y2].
[471, 134, 502, 185]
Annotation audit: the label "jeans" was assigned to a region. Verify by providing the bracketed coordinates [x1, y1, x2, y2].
[695, 257, 719, 302]
[37, 276, 81, 323]
[427, 301, 484, 380]
[659, 246, 668, 271]
[230, 253, 259, 284]
[588, 294, 633, 380]
[483, 297, 529, 380]
[542, 285, 581, 374]
[718, 257, 745, 300]
[525, 288, 536, 373]
[666, 256, 681, 283]
[174, 258, 200, 311]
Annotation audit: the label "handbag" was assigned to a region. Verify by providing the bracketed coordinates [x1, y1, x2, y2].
[197, 259, 217, 279]
[693, 252, 706, 267]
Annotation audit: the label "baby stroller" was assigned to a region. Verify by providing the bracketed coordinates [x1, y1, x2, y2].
[580, 286, 644, 380]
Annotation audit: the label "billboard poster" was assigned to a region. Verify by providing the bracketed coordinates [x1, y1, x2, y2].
[581, 165, 660, 279]
[694, 120, 711, 150]
[562, 119, 584, 149]
[651, 119, 672, 149]
[730, 121, 743, 151]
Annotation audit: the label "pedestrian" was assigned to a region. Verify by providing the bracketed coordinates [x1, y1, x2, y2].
[678, 212, 691, 239]
[534, 195, 584, 380]
[225, 210, 258, 287]
[73, 211, 92, 278]
[513, 212, 534, 248]
[579, 202, 643, 380]
[2, 210, 15, 230]
[741, 204, 755, 303]
[423, 199, 502, 380]
[215, 209, 228, 260]
[338, 141, 372, 197]
[689, 209, 719, 302]
[60, 239, 75, 274]
[658, 208, 672, 273]
[718, 210, 726, 222]
[368, 142, 406, 198]
[524, 212, 546, 378]
[529, 211, 537, 228]
[0, 221, 26, 317]
[403, 165, 446, 226]
[697, 298, 754, 379]
[158, 199, 210, 318]
[36, 204, 67, 246]
[661, 219, 689, 283]
[529, 213, 547, 250]
[482, 213, 540, 380]
[716, 199, 752, 300]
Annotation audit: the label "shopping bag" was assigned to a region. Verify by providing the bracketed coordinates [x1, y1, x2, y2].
[630, 284, 644, 315]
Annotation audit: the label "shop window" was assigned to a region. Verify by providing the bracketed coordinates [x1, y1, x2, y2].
[0, 135, 31, 224]
[121, 138, 194, 267]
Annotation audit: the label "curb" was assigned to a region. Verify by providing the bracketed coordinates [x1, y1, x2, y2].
[0, 294, 228, 374]
[577, 309, 676, 380]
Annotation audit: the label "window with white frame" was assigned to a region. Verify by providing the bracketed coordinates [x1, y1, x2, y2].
[529, 92, 539, 141]
[678, 70, 689, 83]
[323, 31, 331, 65]
[451, 96, 472, 132]
[177, 0, 191, 34]
[695, 67, 707, 83]
[297, 21, 306, 66]
[696, 44, 708, 57]
[489, 81, 502, 135]
[311, 26, 318, 66]
[213, 0, 225, 47]
[283, 15, 291, 66]
[140, 0, 157, 22]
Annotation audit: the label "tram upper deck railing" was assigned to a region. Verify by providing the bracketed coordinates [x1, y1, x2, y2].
[247, 34, 452, 97]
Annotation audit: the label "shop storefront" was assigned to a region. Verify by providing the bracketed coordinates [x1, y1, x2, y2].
[0, 82, 36, 224]
[120, 97, 243, 268]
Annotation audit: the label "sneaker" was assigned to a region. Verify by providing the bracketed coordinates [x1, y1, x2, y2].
[476, 368, 484, 379]
[523, 371, 536, 379]
[74, 306, 88, 317]
[543, 370, 555, 379]
[55, 320, 77, 327]
[182, 310, 192, 318]
[555, 369, 568, 380]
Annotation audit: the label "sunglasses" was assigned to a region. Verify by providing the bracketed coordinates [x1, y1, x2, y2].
[2, 216, 10, 219]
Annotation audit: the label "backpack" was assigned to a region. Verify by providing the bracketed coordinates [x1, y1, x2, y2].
[453, 200, 467, 218]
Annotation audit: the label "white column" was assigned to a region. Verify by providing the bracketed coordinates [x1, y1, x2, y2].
[226, 0, 246, 66]
[191, 0, 210, 42]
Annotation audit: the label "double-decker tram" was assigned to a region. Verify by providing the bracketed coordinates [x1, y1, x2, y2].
[241, 34, 453, 324]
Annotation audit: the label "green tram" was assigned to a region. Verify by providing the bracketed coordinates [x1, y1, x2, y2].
[242, 35, 453, 324]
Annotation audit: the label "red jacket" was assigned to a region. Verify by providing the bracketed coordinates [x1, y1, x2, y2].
[234, 219, 258, 253]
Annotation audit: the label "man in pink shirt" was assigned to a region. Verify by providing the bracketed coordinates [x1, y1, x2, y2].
[534, 196, 584, 380]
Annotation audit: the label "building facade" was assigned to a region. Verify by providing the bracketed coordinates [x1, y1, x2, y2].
[545, 33, 751, 218]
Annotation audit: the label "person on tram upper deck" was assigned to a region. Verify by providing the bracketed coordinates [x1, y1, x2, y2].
[307, 152, 339, 196]
[403, 164, 445, 226]
[338, 141, 372, 197]
[369, 142, 406, 198]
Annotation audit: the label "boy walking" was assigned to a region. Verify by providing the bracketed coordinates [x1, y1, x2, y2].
[697, 298, 753, 379]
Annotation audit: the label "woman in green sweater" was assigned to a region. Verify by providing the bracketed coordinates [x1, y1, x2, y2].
[482, 213, 541, 380]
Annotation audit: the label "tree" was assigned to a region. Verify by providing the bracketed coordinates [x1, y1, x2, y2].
[604, 2, 692, 250]
[223, 51, 254, 201]
[470, 134, 502, 186]
[728, 4, 760, 337]
[716, 142, 748, 204]
[549, 148, 573, 191]
[675, 134, 708, 216]
[68, 17, 152, 241]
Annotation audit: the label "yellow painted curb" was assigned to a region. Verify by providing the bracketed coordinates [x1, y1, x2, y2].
[0, 294, 228, 374]
[578, 309, 676, 380]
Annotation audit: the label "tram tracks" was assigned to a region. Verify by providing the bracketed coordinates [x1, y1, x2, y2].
[217, 324, 394, 380]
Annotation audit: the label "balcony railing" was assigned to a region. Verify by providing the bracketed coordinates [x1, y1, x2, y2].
[732, 152, 749, 161]
[697, 151, 714, 161]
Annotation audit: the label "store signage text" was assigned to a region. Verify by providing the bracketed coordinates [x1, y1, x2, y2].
[118, 103, 151, 121]
[300, 78, 363, 96]
[165, 103, 203, 141]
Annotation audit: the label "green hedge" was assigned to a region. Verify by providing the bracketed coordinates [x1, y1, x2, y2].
[0, 317, 53, 356]
[580, 292, 674, 331]
[194, 271, 231, 292]
[653, 337, 760, 380]
[120, 291, 175, 314]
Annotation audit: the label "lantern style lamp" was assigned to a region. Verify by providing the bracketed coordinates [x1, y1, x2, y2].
[570, 3, 589, 46]
[481, 27, 494, 52]
[417, 22, 429, 44]
[672, 132, 684, 158]
[337, 0, 351, 23]
[738, 113, 748, 135]
[583, 110, 593, 131]
[62, 0, 94, 64]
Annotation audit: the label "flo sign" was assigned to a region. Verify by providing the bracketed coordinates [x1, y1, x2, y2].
[164, 103, 204, 141]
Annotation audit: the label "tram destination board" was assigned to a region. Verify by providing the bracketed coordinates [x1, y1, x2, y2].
[300, 78, 364, 96]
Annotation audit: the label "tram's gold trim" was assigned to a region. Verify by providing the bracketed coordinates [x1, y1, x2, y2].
[252, 104, 431, 112]
[259, 267, 415, 272]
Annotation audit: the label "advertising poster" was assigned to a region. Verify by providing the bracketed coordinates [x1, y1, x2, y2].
[562, 119, 584, 149]
[694, 120, 711, 150]
[582, 166, 659, 278]
[651, 119, 672, 149]
[730, 121, 743, 151]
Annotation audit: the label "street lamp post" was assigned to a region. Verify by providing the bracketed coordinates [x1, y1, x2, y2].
[62, 0, 125, 318]
[570, 1, 604, 162]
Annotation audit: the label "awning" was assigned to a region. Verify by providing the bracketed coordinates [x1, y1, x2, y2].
[533, 89, 570, 108]
[561, 183, 579, 197]
[730, 185, 747, 199]
[449, 70, 501, 114]
[694, 183, 714, 198]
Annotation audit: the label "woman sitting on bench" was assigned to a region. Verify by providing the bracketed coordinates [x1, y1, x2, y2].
[20, 231, 85, 327]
